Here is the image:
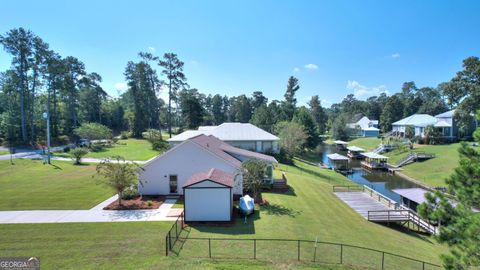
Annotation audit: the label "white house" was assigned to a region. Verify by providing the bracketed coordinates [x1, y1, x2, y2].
[183, 168, 234, 222]
[139, 134, 278, 196]
[391, 110, 460, 140]
[167, 122, 280, 153]
[347, 116, 380, 137]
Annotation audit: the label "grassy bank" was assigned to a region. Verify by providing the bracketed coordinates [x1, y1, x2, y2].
[0, 159, 112, 210]
[386, 143, 461, 187]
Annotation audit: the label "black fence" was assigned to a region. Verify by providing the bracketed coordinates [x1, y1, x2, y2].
[165, 211, 184, 256]
[167, 234, 442, 270]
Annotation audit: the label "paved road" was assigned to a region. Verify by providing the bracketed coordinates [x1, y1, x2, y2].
[0, 196, 179, 224]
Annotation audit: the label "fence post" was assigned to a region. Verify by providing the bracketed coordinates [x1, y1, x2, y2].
[381, 252, 385, 270]
[340, 244, 343, 264]
[254, 239, 256, 259]
[165, 235, 168, 256]
[297, 240, 300, 261]
[168, 231, 171, 251]
[208, 238, 211, 258]
[422, 262, 425, 270]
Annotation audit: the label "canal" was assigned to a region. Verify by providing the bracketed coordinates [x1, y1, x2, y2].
[317, 144, 420, 202]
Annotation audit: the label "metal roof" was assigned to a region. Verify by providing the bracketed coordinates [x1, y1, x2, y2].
[333, 140, 348, 145]
[168, 122, 279, 142]
[327, 153, 349, 160]
[347, 146, 365, 152]
[392, 188, 429, 204]
[434, 120, 452, 128]
[435, 109, 455, 118]
[361, 152, 388, 159]
[392, 114, 437, 127]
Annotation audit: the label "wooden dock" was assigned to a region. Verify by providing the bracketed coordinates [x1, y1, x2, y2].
[334, 191, 396, 219]
[333, 185, 437, 234]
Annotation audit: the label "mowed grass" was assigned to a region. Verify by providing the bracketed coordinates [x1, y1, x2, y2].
[0, 159, 113, 210]
[85, 139, 161, 161]
[385, 143, 461, 187]
[0, 222, 357, 270]
[347, 137, 382, 151]
[184, 159, 446, 265]
[0, 150, 9, 155]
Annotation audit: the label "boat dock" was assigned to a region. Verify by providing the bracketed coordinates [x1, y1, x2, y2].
[333, 185, 437, 234]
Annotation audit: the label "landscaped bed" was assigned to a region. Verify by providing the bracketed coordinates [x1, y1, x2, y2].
[103, 196, 165, 210]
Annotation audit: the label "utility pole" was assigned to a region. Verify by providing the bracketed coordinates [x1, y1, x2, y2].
[43, 112, 51, 164]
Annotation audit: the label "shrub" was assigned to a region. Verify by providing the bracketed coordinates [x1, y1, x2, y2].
[121, 187, 139, 200]
[151, 140, 169, 151]
[147, 200, 153, 207]
[70, 148, 89, 165]
[74, 123, 113, 141]
[112, 137, 119, 144]
[120, 131, 129, 140]
[63, 146, 71, 153]
[90, 142, 107, 152]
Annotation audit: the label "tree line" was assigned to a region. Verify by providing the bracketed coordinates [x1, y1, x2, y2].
[1, 27, 479, 149]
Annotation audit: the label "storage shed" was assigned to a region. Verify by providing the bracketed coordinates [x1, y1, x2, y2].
[183, 168, 234, 222]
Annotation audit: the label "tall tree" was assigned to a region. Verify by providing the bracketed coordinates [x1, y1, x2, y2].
[441, 56, 480, 133]
[283, 76, 300, 120]
[178, 89, 204, 129]
[308, 95, 327, 135]
[293, 106, 319, 148]
[230, 95, 252, 122]
[159, 53, 188, 138]
[210, 94, 225, 124]
[250, 105, 275, 132]
[251, 91, 268, 110]
[61, 56, 86, 134]
[380, 94, 404, 132]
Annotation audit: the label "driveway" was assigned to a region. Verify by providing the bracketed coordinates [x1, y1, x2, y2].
[0, 196, 179, 224]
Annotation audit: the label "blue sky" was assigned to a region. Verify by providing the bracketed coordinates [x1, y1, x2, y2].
[1, 0, 480, 106]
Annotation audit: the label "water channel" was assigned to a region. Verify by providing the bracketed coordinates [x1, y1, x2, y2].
[317, 144, 420, 202]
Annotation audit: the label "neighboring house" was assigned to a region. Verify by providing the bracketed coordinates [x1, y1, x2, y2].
[167, 122, 280, 153]
[347, 116, 380, 137]
[139, 134, 278, 196]
[391, 110, 461, 140]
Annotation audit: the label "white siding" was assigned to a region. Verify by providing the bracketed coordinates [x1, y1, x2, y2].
[184, 186, 232, 221]
[139, 141, 242, 195]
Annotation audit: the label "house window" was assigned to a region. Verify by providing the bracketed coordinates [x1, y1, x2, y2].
[169, 175, 178, 194]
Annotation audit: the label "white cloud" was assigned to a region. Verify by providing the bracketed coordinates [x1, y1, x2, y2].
[148, 46, 156, 53]
[293, 67, 300, 72]
[304, 63, 318, 70]
[114, 82, 128, 92]
[346, 80, 389, 99]
[391, 53, 400, 59]
[321, 99, 333, 106]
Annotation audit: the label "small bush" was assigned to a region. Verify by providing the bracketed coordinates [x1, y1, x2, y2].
[151, 140, 169, 151]
[147, 200, 153, 207]
[112, 137, 119, 144]
[70, 148, 89, 165]
[120, 131, 129, 140]
[122, 187, 139, 200]
[63, 146, 71, 153]
[90, 142, 106, 152]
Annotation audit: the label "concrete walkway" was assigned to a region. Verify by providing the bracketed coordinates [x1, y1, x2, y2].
[0, 195, 179, 224]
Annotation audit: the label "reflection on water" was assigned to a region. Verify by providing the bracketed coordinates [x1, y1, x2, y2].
[317, 144, 419, 202]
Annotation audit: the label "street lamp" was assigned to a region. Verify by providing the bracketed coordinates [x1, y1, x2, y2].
[42, 112, 51, 164]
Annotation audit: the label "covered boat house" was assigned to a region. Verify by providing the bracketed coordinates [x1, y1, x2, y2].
[361, 152, 389, 170]
[347, 146, 365, 159]
[392, 188, 428, 212]
[333, 140, 348, 150]
[327, 153, 350, 174]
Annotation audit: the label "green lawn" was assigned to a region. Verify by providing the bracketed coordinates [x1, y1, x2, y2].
[0, 159, 113, 210]
[183, 159, 446, 266]
[54, 139, 162, 161]
[347, 137, 382, 151]
[0, 158, 446, 268]
[0, 150, 9, 155]
[385, 143, 461, 187]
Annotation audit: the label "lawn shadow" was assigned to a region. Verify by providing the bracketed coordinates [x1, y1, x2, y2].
[170, 226, 191, 256]
[377, 222, 434, 243]
[261, 203, 302, 217]
[188, 209, 258, 235]
[48, 163, 63, 170]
